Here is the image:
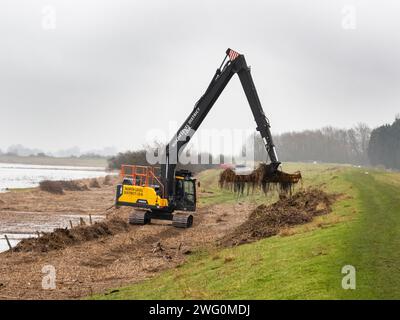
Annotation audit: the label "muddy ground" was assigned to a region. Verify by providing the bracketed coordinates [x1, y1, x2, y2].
[0, 178, 255, 299]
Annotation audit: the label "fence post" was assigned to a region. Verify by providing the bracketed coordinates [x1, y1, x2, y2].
[4, 235, 12, 250]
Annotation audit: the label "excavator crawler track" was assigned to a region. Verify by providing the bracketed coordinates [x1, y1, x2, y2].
[129, 210, 151, 225]
[172, 214, 193, 228]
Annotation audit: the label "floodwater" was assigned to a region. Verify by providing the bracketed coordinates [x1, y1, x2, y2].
[0, 162, 109, 192]
[0, 162, 110, 251]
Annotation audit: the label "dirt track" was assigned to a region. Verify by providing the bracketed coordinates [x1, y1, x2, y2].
[0, 178, 254, 299]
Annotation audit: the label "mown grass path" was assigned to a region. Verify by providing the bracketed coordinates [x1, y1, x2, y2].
[339, 170, 400, 299]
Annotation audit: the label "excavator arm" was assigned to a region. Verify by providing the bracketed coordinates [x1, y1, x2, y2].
[161, 49, 280, 201]
[117, 48, 301, 227]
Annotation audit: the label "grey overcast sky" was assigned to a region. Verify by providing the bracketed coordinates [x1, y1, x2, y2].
[1, 0, 399, 153]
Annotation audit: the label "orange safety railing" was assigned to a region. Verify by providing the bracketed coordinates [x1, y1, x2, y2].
[120, 165, 165, 197]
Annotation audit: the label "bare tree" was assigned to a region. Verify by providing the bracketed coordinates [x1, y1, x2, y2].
[249, 124, 371, 165]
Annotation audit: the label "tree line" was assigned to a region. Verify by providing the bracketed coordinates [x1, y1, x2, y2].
[250, 123, 371, 165]
[250, 117, 400, 170]
[368, 117, 400, 170]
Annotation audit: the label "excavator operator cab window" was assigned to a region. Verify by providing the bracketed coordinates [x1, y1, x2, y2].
[175, 178, 196, 211]
[176, 179, 184, 199]
[183, 180, 195, 205]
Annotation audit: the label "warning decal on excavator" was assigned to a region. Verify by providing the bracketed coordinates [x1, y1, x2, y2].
[123, 186, 144, 197]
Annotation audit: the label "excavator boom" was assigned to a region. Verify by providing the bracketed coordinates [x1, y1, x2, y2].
[116, 49, 301, 228]
[161, 49, 281, 201]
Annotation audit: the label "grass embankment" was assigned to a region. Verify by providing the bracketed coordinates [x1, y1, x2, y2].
[92, 163, 400, 299]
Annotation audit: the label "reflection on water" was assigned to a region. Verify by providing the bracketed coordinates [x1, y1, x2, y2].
[0, 162, 109, 191]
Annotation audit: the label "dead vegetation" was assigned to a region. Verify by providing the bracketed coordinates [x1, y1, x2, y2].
[219, 163, 302, 195]
[13, 218, 129, 253]
[219, 188, 337, 246]
[39, 180, 64, 194]
[60, 180, 89, 191]
[39, 180, 89, 194]
[89, 178, 101, 188]
[103, 175, 113, 186]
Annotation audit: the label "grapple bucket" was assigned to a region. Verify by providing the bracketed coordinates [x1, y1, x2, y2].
[219, 163, 302, 195]
[265, 171, 302, 183]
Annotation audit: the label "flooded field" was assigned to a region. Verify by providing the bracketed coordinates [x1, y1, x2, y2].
[0, 162, 109, 191]
[0, 163, 115, 252]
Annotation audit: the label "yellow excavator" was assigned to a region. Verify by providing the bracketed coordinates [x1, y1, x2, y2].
[115, 49, 300, 228]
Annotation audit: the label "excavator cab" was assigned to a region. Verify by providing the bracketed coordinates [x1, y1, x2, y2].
[174, 170, 196, 212]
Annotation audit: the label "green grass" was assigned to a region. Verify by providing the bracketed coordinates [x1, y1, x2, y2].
[92, 163, 400, 299]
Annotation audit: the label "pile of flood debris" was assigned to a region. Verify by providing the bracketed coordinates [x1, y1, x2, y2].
[39, 180, 90, 194]
[220, 188, 337, 246]
[12, 218, 129, 253]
